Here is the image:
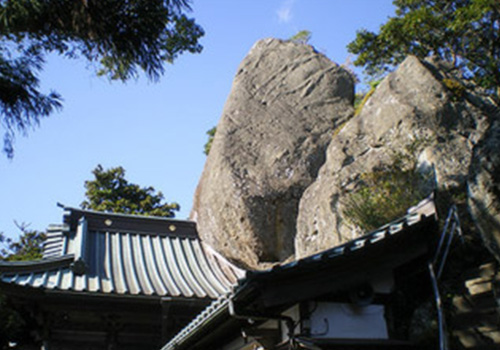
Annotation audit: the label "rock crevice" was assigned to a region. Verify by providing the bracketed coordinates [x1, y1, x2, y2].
[192, 38, 500, 268]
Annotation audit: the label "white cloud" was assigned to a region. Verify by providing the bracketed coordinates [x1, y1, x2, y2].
[277, 0, 295, 23]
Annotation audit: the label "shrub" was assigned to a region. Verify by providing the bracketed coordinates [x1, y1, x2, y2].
[289, 30, 312, 45]
[204, 126, 217, 155]
[342, 141, 431, 231]
[442, 78, 466, 101]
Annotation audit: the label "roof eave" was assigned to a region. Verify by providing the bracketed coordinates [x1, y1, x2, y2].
[0, 255, 75, 273]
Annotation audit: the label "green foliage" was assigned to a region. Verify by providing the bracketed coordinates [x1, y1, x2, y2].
[442, 78, 466, 100]
[81, 164, 180, 217]
[342, 169, 428, 231]
[289, 30, 312, 45]
[347, 0, 500, 94]
[354, 79, 381, 116]
[0, 0, 204, 158]
[0, 223, 45, 261]
[0, 50, 62, 158]
[203, 126, 216, 156]
[342, 141, 431, 231]
[353, 93, 365, 111]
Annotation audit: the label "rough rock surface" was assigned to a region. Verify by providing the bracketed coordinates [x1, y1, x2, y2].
[468, 112, 500, 262]
[296, 55, 491, 259]
[191, 38, 354, 269]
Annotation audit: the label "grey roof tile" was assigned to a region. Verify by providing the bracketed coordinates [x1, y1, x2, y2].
[0, 207, 244, 299]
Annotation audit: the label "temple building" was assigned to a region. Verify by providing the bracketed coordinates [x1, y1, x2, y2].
[0, 206, 243, 349]
[161, 198, 446, 350]
[2, 197, 474, 349]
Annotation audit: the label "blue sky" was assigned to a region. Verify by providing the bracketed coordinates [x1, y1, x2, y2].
[0, 0, 396, 239]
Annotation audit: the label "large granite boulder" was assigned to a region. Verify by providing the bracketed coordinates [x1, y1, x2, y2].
[296, 55, 491, 259]
[468, 113, 500, 262]
[191, 38, 354, 269]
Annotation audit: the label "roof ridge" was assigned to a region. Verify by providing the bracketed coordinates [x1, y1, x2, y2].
[58, 204, 196, 224]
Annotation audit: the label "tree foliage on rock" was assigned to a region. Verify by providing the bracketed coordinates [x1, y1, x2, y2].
[82, 165, 180, 217]
[342, 141, 431, 231]
[289, 30, 312, 45]
[347, 0, 500, 94]
[0, 0, 204, 158]
[203, 126, 216, 155]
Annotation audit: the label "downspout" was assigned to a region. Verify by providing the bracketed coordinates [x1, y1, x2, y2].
[429, 204, 462, 350]
[228, 298, 296, 342]
[428, 262, 448, 350]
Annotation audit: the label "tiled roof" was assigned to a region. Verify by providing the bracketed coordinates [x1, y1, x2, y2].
[249, 195, 437, 277]
[0, 207, 244, 299]
[161, 196, 438, 350]
[161, 292, 232, 350]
